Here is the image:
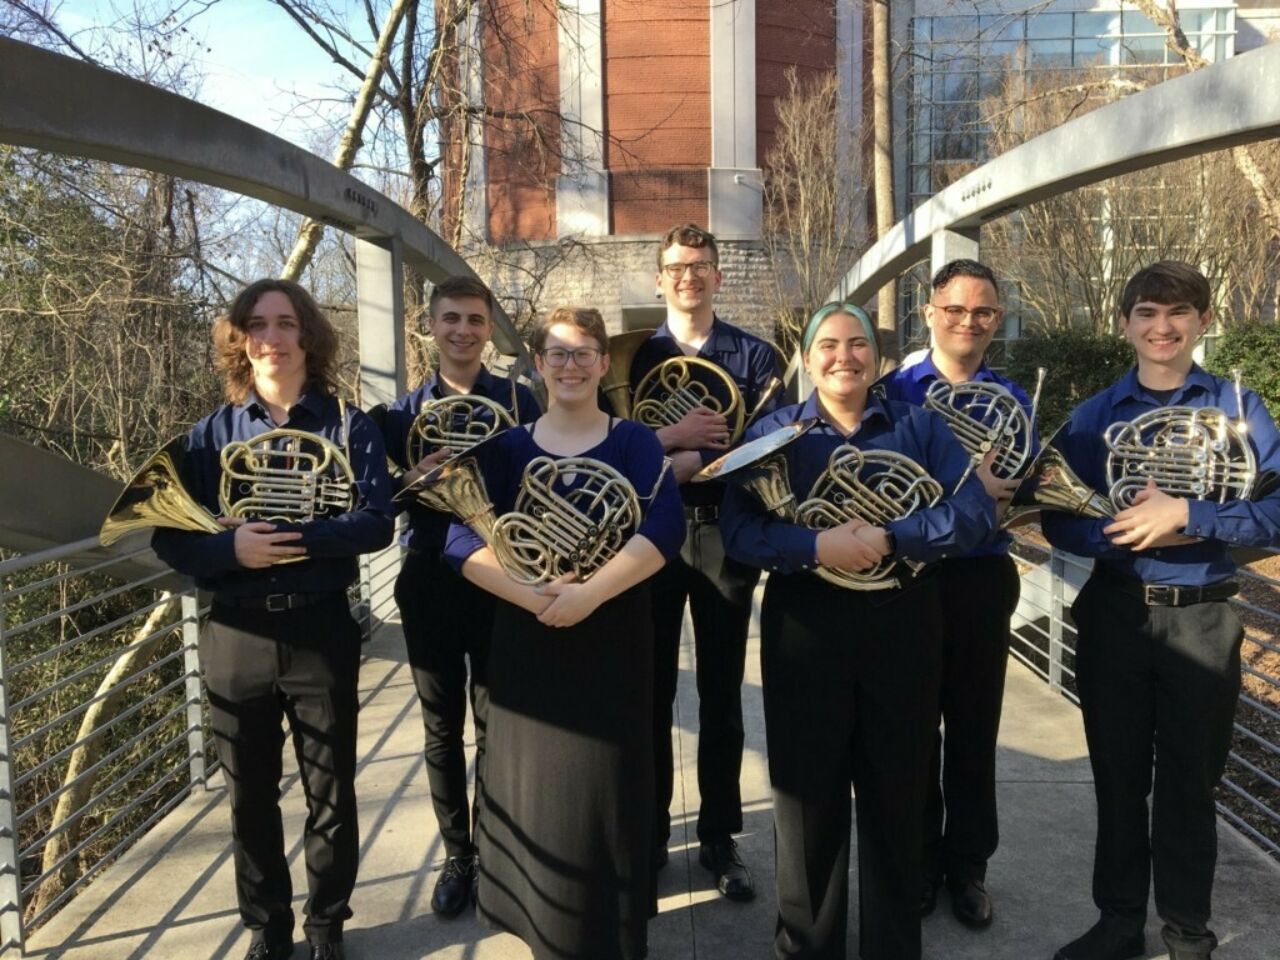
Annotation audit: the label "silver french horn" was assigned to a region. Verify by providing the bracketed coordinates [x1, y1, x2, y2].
[924, 367, 1045, 491]
[695, 421, 942, 590]
[1104, 368, 1256, 509]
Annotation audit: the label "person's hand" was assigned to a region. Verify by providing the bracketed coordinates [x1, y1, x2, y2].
[671, 450, 705, 484]
[976, 449, 1019, 512]
[405, 446, 453, 485]
[1103, 479, 1196, 551]
[221, 518, 306, 568]
[658, 407, 731, 452]
[815, 519, 883, 572]
[852, 524, 893, 558]
[535, 573, 599, 628]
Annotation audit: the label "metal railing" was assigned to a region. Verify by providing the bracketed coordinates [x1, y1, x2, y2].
[1010, 533, 1280, 860]
[0, 536, 403, 955]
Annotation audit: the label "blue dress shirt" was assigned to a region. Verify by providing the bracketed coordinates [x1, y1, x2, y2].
[878, 351, 1037, 558]
[444, 419, 686, 572]
[151, 388, 394, 596]
[720, 392, 996, 576]
[382, 367, 541, 551]
[1041, 364, 1280, 586]
[628, 316, 782, 505]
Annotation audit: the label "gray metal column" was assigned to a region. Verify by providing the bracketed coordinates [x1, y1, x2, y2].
[355, 236, 407, 408]
[180, 594, 207, 791]
[0, 593, 24, 952]
[930, 227, 981, 276]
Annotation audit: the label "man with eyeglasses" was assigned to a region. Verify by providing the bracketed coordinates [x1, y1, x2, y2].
[621, 224, 782, 903]
[878, 258, 1033, 932]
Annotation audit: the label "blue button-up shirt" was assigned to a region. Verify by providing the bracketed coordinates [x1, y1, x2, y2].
[1041, 364, 1280, 586]
[151, 389, 394, 597]
[720, 392, 996, 576]
[382, 367, 541, 551]
[628, 316, 783, 506]
[878, 351, 1037, 558]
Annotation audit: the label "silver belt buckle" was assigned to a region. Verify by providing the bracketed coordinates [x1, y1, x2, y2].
[265, 593, 293, 612]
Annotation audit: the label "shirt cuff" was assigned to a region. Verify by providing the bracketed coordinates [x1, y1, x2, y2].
[1184, 498, 1217, 540]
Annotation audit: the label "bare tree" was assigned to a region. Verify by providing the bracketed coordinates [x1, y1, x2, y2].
[871, 0, 899, 364]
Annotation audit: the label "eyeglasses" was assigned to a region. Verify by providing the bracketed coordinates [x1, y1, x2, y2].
[660, 260, 717, 279]
[931, 304, 1002, 326]
[541, 346, 602, 368]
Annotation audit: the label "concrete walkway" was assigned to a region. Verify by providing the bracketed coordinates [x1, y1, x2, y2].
[24, 588, 1280, 960]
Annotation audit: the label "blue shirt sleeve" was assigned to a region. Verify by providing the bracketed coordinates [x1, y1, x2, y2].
[625, 423, 686, 561]
[150, 419, 240, 578]
[1182, 388, 1280, 548]
[886, 408, 997, 563]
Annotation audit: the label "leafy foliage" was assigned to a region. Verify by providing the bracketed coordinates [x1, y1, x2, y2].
[1004, 328, 1134, 435]
[1205, 321, 1280, 420]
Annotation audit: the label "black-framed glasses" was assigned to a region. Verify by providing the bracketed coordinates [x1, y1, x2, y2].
[541, 346, 603, 368]
[660, 260, 717, 279]
[932, 304, 1002, 326]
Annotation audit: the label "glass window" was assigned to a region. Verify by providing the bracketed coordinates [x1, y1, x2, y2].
[1074, 13, 1118, 39]
[912, 17, 931, 44]
[1025, 39, 1073, 70]
[979, 15, 1024, 42]
[1120, 35, 1166, 66]
[1026, 13, 1072, 39]
[931, 16, 976, 42]
[1121, 10, 1159, 35]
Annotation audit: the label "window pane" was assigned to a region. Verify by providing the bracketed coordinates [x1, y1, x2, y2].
[1026, 13, 1073, 39]
[1121, 35, 1165, 65]
[912, 17, 931, 44]
[1121, 10, 1158, 34]
[1026, 39, 1073, 69]
[932, 16, 977, 42]
[1075, 13, 1117, 38]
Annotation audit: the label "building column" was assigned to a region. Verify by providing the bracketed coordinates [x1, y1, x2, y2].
[460, 4, 488, 244]
[708, 0, 762, 237]
[557, 0, 609, 236]
[930, 227, 980, 277]
[837, 1, 865, 239]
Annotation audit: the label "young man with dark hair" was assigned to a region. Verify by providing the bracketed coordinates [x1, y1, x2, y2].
[381, 276, 540, 917]
[879, 258, 1033, 930]
[630, 223, 782, 901]
[1043, 261, 1280, 960]
[153, 279, 395, 960]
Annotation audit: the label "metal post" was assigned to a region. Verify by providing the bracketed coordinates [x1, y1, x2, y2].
[929, 227, 981, 277]
[1048, 548, 1066, 692]
[0, 586, 26, 952]
[180, 593, 207, 791]
[355, 236, 406, 409]
[359, 555, 373, 643]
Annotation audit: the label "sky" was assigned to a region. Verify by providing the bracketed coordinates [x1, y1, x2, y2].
[56, 0, 362, 146]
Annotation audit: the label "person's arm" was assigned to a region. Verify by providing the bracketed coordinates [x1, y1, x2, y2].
[536, 535, 666, 627]
[1040, 406, 1133, 559]
[150, 421, 243, 576]
[459, 543, 554, 615]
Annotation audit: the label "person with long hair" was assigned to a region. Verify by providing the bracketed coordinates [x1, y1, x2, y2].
[151, 279, 394, 960]
[444, 307, 685, 960]
[720, 303, 993, 960]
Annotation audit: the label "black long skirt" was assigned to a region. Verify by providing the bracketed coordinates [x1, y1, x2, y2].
[477, 582, 656, 960]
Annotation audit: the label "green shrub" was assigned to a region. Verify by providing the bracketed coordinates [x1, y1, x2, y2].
[1204, 321, 1280, 420]
[1004, 328, 1134, 436]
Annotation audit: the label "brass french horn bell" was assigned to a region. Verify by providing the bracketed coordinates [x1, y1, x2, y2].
[1001, 424, 1114, 528]
[100, 436, 225, 546]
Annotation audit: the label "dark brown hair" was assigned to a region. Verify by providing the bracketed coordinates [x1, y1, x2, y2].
[428, 275, 495, 316]
[1119, 260, 1211, 318]
[657, 223, 719, 269]
[212, 278, 339, 404]
[931, 258, 1000, 298]
[530, 307, 609, 354]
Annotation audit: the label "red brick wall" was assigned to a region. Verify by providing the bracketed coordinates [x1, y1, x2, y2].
[756, 1, 837, 167]
[484, 0, 561, 243]
[604, 0, 711, 233]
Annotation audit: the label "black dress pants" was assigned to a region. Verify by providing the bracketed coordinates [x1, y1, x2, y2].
[651, 516, 760, 845]
[202, 594, 361, 948]
[763, 573, 943, 960]
[395, 547, 492, 859]
[922, 554, 1020, 887]
[1071, 575, 1242, 955]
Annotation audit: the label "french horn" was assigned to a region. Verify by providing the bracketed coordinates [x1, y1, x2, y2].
[100, 436, 225, 546]
[219, 429, 356, 523]
[633, 356, 748, 442]
[925, 368, 1045, 490]
[1104, 370, 1255, 509]
[406, 394, 515, 466]
[696, 421, 941, 590]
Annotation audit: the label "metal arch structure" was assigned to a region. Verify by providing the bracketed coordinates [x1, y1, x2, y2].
[825, 41, 1280, 320]
[0, 37, 534, 411]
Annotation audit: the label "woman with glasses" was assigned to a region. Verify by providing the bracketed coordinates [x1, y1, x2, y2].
[444, 307, 685, 960]
[719, 303, 994, 960]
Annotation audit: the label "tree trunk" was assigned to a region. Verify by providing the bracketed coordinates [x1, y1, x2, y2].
[871, 0, 899, 367]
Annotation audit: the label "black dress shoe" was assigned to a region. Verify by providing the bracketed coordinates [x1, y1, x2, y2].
[309, 945, 345, 960]
[948, 878, 993, 929]
[698, 839, 755, 902]
[920, 879, 941, 917]
[1054, 920, 1145, 960]
[244, 943, 293, 960]
[432, 855, 476, 917]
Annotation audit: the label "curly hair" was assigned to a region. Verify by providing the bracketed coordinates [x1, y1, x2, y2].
[530, 307, 610, 354]
[657, 223, 719, 269]
[212, 279, 340, 404]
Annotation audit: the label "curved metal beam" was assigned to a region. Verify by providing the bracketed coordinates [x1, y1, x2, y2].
[0, 38, 527, 359]
[828, 42, 1280, 308]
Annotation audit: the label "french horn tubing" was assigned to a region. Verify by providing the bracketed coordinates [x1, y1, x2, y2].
[219, 428, 357, 523]
[924, 369, 1044, 489]
[633, 356, 747, 443]
[1104, 368, 1255, 509]
[406, 394, 515, 466]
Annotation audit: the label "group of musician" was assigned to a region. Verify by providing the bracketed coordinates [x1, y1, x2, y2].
[143, 222, 1280, 960]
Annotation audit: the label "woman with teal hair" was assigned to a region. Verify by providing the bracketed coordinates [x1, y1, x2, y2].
[719, 302, 994, 960]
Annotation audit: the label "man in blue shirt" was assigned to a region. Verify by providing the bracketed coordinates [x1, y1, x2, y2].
[1043, 261, 1280, 960]
[629, 224, 782, 901]
[152, 279, 394, 960]
[380, 276, 540, 917]
[880, 259, 1033, 931]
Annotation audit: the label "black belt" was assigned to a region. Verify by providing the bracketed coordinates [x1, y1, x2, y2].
[214, 591, 342, 613]
[684, 504, 719, 523]
[1096, 573, 1238, 607]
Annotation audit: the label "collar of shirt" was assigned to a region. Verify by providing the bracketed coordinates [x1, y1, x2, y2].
[236, 386, 327, 429]
[907, 350, 1000, 387]
[653, 314, 739, 360]
[423, 365, 508, 401]
[796, 389, 892, 438]
[1112, 362, 1215, 406]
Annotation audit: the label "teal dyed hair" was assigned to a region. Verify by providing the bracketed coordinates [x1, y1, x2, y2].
[801, 302, 879, 370]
